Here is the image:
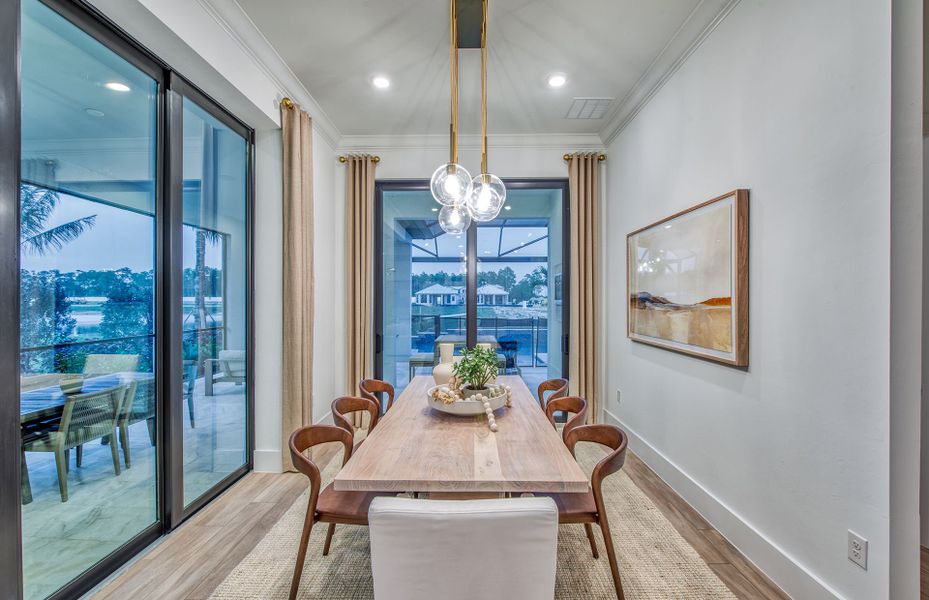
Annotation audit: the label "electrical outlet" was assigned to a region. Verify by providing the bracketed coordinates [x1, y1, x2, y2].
[848, 531, 867, 570]
[616, 389, 621, 404]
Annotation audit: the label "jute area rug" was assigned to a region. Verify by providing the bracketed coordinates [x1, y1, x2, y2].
[210, 442, 736, 599]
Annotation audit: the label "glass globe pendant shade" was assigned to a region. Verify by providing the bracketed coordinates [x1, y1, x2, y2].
[466, 173, 506, 222]
[437, 203, 472, 235]
[430, 162, 473, 206]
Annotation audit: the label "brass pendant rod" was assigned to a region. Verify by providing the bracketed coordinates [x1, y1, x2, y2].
[480, 0, 488, 175]
[449, 0, 459, 165]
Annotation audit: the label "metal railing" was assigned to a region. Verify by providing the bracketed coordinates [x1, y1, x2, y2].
[410, 315, 551, 367]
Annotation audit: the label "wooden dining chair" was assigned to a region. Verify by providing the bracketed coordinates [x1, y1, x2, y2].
[288, 424, 388, 600]
[537, 377, 568, 409]
[331, 396, 380, 441]
[359, 378, 395, 414]
[539, 424, 628, 600]
[544, 395, 588, 446]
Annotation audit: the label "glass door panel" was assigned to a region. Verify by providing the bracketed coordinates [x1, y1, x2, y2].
[377, 183, 568, 405]
[179, 98, 248, 507]
[476, 187, 567, 402]
[19, 0, 159, 596]
[379, 188, 467, 399]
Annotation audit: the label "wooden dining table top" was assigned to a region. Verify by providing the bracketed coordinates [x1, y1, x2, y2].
[334, 375, 589, 494]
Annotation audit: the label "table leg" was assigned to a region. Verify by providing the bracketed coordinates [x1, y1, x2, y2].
[204, 360, 214, 397]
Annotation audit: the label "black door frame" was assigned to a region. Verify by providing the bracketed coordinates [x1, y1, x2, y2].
[373, 178, 571, 387]
[2, 1, 256, 598]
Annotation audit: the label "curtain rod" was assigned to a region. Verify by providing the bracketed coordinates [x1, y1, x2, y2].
[563, 153, 606, 162]
[339, 155, 380, 163]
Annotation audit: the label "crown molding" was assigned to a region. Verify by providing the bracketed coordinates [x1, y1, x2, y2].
[338, 132, 605, 152]
[195, 0, 341, 149]
[599, 0, 742, 146]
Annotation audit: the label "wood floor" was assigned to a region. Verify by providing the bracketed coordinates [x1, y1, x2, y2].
[91, 447, 789, 600]
[921, 546, 929, 599]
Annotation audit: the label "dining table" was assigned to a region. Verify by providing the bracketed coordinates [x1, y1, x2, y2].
[20, 372, 154, 424]
[334, 375, 588, 495]
[19, 372, 154, 505]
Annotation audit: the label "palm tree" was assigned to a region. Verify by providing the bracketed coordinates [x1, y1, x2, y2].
[20, 184, 96, 255]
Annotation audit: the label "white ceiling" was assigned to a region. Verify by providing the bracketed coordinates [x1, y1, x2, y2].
[234, 0, 709, 138]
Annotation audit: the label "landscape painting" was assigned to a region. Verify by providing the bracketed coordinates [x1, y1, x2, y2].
[627, 190, 748, 366]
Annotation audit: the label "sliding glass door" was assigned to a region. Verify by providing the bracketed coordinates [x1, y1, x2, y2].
[19, 2, 160, 597]
[375, 180, 569, 403]
[176, 86, 251, 510]
[4, 1, 255, 598]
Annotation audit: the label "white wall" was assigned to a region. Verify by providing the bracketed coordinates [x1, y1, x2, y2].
[603, 1, 902, 599]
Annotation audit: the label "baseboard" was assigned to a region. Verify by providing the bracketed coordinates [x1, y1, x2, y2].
[603, 408, 843, 600]
[252, 449, 281, 473]
[253, 411, 334, 473]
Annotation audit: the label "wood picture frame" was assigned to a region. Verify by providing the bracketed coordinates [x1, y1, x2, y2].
[626, 189, 749, 366]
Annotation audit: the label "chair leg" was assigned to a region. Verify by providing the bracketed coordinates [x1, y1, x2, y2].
[188, 395, 196, 428]
[289, 509, 316, 600]
[109, 434, 122, 476]
[64, 448, 70, 472]
[76, 444, 83, 468]
[147, 418, 156, 445]
[584, 523, 599, 559]
[120, 423, 131, 468]
[21, 449, 32, 505]
[598, 518, 625, 600]
[54, 449, 68, 502]
[322, 523, 336, 556]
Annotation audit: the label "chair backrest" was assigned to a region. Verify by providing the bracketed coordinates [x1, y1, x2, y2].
[369, 496, 559, 600]
[544, 395, 588, 445]
[359, 379, 395, 413]
[118, 380, 140, 424]
[564, 424, 628, 512]
[537, 377, 568, 408]
[332, 396, 380, 435]
[289, 424, 354, 516]
[83, 354, 140, 377]
[60, 384, 128, 448]
[218, 350, 246, 378]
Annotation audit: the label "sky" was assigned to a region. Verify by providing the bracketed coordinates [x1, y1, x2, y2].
[21, 192, 222, 272]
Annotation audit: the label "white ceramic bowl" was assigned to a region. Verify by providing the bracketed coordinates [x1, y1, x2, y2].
[427, 385, 507, 416]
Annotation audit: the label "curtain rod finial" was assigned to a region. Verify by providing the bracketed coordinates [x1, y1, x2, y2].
[281, 97, 294, 110]
[598, 154, 606, 162]
[339, 156, 347, 163]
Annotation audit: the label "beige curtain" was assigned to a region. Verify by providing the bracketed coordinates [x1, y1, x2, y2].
[567, 153, 600, 423]
[347, 155, 378, 426]
[281, 102, 314, 471]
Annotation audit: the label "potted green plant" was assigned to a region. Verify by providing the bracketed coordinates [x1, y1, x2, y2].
[451, 346, 499, 398]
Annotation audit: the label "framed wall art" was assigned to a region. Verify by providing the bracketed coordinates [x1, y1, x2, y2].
[627, 189, 749, 366]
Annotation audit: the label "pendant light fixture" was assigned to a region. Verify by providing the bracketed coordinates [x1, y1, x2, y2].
[431, 0, 473, 212]
[466, 0, 506, 222]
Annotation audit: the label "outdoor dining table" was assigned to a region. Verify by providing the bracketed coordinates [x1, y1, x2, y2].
[334, 375, 588, 495]
[19, 372, 153, 504]
[20, 372, 154, 424]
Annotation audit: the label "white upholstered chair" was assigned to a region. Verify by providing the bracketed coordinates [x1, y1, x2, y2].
[369, 496, 559, 600]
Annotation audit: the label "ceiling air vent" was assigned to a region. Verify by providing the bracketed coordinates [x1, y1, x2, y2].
[565, 97, 614, 119]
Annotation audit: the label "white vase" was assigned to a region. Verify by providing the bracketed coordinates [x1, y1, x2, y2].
[432, 343, 456, 386]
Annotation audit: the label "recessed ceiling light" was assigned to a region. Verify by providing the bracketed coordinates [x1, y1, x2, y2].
[504, 205, 511, 211]
[84, 108, 105, 117]
[547, 73, 567, 88]
[431, 207, 438, 212]
[372, 76, 390, 89]
[104, 81, 130, 92]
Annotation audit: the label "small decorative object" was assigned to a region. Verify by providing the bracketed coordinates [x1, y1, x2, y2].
[427, 384, 507, 427]
[59, 376, 84, 395]
[452, 346, 498, 395]
[627, 189, 749, 366]
[432, 343, 458, 386]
